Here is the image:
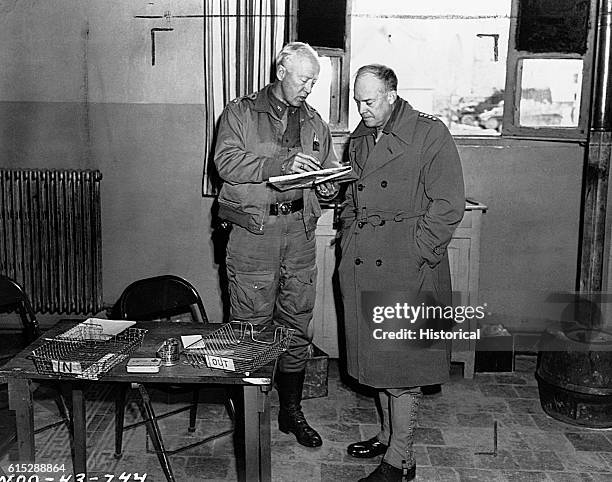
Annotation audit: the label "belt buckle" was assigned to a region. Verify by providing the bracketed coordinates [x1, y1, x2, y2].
[278, 201, 292, 215]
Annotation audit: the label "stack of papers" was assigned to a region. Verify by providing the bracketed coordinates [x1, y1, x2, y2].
[268, 165, 354, 191]
[59, 318, 136, 340]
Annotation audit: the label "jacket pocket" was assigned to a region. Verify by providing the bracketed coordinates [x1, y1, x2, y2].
[413, 221, 430, 268]
[228, 271, 276, 319]
[282, 265, 317, 315]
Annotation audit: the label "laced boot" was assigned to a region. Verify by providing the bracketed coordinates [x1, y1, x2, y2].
[359, 461, 416, 482]
[276, 370, 322, 447]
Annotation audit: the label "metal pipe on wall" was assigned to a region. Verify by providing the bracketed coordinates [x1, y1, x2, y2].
[591, 0, 612, 131]
[578, 0, 612, 314]
[150, 28, 174, 66]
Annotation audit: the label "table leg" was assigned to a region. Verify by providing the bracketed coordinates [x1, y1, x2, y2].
[114, 383, 128, 458]
[243, 386, 259, 482]
[243, 385, 271, 482]
[8, 378, 34, 461]
[72, 385, 87, 476]
[259, 387, 271, 482]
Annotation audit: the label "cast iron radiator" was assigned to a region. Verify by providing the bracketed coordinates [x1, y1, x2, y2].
[0, 168, 103, 314]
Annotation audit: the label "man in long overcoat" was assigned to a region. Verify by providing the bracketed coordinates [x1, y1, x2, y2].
[338, 64, 465, 481]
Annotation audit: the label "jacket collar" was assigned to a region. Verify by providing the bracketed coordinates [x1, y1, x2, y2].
[349, 98, 418, 144]
[267, 87, 290, 117]
[253, 83, 315, 120]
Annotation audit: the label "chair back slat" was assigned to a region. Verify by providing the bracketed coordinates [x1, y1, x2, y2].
[114, 275, 208, 324]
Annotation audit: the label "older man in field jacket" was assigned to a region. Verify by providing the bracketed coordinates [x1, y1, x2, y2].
[338, 64, 465, 481]
[214, 42, 339, 448]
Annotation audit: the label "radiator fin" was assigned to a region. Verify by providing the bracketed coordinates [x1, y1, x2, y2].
[0, 169, 103, 314]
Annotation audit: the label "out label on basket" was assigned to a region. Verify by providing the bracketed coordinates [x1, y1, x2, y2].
[52, 359, 83, 374]
[205, 355, 235, 371]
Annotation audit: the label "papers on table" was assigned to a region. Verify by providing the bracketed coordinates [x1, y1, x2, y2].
[268, 165, 354, 191]
[58, 318, 136, 340]
[181, 334, 205, 349]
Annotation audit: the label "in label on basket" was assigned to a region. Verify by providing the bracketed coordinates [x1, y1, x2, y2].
[205, 355, 235, 371]
[52, 360, 83, 375]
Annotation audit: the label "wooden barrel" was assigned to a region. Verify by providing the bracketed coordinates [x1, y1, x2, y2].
[536, 327, 612, 428]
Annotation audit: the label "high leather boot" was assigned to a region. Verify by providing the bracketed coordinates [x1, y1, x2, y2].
[359, 461, 415, 482]
[276, 370, 322, 447]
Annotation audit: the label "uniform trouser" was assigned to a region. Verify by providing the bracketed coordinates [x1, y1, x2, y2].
[376, 387, 423, 469]
[225, 212, 316, 373]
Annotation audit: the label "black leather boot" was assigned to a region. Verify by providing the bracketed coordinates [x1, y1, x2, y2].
[276, 370, 322, 447]
[347, 436, 388, 458]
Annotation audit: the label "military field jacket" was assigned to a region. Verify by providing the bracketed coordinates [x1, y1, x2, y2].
[213, 84, 338, 234]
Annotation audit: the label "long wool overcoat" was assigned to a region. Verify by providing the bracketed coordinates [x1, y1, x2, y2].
[338, 98, 465, 388]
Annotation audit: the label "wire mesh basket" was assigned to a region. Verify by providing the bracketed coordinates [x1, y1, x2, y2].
[30, 323, 148, 380]
[182, 321, 294, 376]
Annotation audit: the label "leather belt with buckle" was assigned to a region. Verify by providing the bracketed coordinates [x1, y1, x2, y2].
[269, 198, 304, 216]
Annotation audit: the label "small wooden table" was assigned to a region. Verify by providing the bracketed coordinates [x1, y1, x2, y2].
[0, 320, 274, 482]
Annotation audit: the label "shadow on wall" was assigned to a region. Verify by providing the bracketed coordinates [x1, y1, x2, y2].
[210, 197, 231, 323]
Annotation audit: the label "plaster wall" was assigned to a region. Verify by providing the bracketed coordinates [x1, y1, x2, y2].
[0, 0, 585, 332]
[458, 139, 582, 331]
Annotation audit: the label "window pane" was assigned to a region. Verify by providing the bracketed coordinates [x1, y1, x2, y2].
[308, 55, 332, 124]
[297, 0, 346, 49]
[350, 0, 511, 136]
[518, 58, 582, 128]
[516, 0, 589, 55]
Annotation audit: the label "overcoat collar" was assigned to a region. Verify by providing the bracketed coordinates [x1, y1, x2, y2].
[349, 97, 418, 145]
[350, 98, 419, 178]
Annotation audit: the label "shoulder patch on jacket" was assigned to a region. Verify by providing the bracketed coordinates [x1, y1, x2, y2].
[231, 92, 258, 104]
[418, 112, 439, 121]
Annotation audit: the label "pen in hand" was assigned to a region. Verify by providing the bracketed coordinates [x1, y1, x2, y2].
[286, 152, 321, 174]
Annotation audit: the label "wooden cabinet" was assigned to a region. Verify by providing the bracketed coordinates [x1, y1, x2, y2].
[312, 208, 340, 358]
[312, 200, 486, 379]
[447, 200, 487, 378]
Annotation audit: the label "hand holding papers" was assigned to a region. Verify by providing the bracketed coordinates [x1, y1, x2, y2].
[268, 165, 353, 191]
[282, 152, 322, 174]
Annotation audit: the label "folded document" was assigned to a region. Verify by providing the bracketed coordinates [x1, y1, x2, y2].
[268, 165, 354, 191]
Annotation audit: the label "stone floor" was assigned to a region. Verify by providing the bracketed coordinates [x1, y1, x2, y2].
[1, 356, 612, 481]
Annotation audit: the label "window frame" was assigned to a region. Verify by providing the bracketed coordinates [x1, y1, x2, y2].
[501, 0, 597, 141]
[312, 47, 350, 132]
[291, 0, 598, 140]
[289, 0, 352, 133]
